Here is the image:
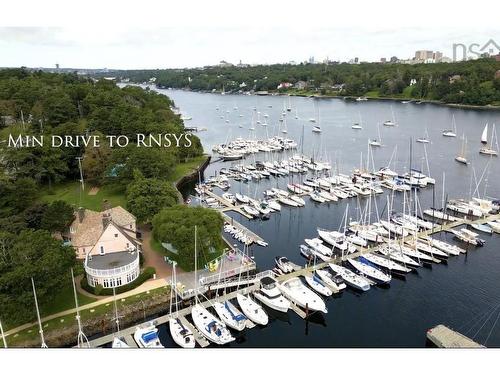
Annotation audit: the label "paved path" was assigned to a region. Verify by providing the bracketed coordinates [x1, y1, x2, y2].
[4, 278, 168, 338]
[140, 228, 172, 279]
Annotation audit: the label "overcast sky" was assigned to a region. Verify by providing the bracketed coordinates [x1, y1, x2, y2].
[0, 0, 498, 69]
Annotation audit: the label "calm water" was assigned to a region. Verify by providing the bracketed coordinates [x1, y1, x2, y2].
[154, 87, 500, 347]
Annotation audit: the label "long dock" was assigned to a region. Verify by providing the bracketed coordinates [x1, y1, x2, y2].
[426, 324, 485, 348]
[203, 190, 254, 219]
[86, 212, 499, 348]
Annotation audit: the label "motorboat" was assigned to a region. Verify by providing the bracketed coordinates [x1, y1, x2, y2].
[222, 192, 236, 205]
[423, 208, 460, 222]
[300, 244, 331, 262]
[235, 193, 250, 204]
[279, 277, 328, 313]
[346, 258, 391, 284]
[304, 274, 332, 297]
[470, 223, 493, 234]
[191, 305, 235, 345]
[169, 317, 196, 348]
[275, 256, 295, 273]
[134, 325, 164, 348]
[253, 276, 290, 313]
[315, 269, 346, 291]
[236, 293, 268, 326]
[328, 263, 371, 291]
[451, 228, 485, 246]
[305, 238, 334, 257]
[488, 220, 500, 234]
[213, 300, 247, 331]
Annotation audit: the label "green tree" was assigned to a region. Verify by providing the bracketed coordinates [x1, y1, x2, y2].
[152, 205, 225, 271]
[40, 200, 75, 233]
[126, 171, 178, 223]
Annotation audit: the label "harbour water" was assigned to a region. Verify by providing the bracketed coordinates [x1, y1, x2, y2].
[154, 87, 500, 347]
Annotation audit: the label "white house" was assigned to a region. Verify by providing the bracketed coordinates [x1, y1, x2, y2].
[66, 206, 141, 289]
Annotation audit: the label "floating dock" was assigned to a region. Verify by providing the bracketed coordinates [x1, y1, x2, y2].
[426, 324, 484, 348]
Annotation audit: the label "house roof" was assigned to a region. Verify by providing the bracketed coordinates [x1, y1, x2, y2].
[70, 206, 136, 247]
[86, 250, 138, 270]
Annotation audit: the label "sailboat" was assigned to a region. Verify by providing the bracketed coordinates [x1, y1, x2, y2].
[383, 106, 396, 126]
[191, 227, 235, 345]
[455, 134, 468, 165]
[352, 112, 363, 129]
[479, 123, 498, 156]
[442, 114, 458, 137]
[111, 287, 129, 348]
[369, 125, 382, 147]
[416, 128, 430, 144]
[169, 262, 196, 348]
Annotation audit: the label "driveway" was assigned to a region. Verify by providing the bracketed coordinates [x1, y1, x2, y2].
[140, 228, 172, 279]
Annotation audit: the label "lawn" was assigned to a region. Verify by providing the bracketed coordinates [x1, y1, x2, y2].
[168, 155, 209, 182]
[40, 280, 96, 318]
[39, 182, 127, 211]
[2, 285, 170, 348]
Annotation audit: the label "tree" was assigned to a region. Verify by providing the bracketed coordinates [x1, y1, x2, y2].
[152, 206, 225, 271]
[82, 131, 112, 184]
[40, 200, 75, 233]
[0, 229, 76, 326]
[126, 171, 179, 223]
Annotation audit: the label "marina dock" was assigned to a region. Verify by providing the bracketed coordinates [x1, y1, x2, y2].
[85, 212, 499, 348]
[426, 324, 484, 348]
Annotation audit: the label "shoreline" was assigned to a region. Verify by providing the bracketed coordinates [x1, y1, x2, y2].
[174, 154, 211, 202]
[154, 85, 500, 111]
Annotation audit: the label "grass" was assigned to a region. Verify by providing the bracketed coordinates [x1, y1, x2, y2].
[3, 285, 170, 347]
[168, 155, 209, 183]
[40, 281, 96, 318]
[39, 182, 127, 211]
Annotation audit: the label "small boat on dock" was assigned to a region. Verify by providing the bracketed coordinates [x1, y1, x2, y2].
[275, 256, 294, 273]
[360, 254, 411, 275]
[213, 300, 247, 331]
[487, 220, 500, 233]
[169, 318, 196, 348]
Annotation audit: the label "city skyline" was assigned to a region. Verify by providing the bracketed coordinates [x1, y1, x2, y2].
[0, 27, 498, 70]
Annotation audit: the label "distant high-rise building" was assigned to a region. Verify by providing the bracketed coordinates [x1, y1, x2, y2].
[308, 56, 315, 64]
[380, 57, 387, 63]
[55, 63, 60, 70]
[414, 50, 443, 63]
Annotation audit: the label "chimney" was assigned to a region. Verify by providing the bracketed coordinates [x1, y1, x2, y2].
[102, 212, 111, 228]
[78, 207, 85, 223]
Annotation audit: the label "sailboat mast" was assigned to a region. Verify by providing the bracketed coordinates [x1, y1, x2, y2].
[71, 268, 89, 348]
[0, 320, 6, 348]
[31, 278, 48, 348]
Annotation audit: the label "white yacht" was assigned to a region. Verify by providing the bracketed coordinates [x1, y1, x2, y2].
[253, 276, 290, 312]
[304, 238, 334, 257]
[236, 293, 268, 326]
[279, 277, 328, 313]
[360, 254, 411, 274]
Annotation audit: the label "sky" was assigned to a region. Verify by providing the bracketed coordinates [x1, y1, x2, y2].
[0, 1, 498, 69]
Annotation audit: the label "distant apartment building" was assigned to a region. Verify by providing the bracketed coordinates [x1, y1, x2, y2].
[414, 50, 444, 63]
[380, 57, 387, 63]
[218, 60, 233, 68]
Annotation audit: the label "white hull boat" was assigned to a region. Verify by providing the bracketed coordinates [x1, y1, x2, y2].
[328, 263, 371, 291]
[253, 276, 290, 313]
[191, 305, 235, 345]
[134, 325, 164, 348]
[316, 269, 346, 291]
[213, 301, 247, 331]
[347, 258, 391, 284]
[169, 318, 196, 348]
[304, 275, 333, 297]
[236, 294, 268, 326]
[279, 277, 328, 313]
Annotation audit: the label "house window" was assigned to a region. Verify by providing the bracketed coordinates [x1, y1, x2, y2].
[129, 224, 132, 229]
[100, 246, 104, 255]
[70, 227, 75, 234]
[126, 242, 129, 248]
[114, 233, 118, 238]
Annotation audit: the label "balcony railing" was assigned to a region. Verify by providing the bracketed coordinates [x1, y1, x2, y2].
[84, 253, 139, 278]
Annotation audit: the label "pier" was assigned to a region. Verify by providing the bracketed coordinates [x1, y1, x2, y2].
[426, 324, 484, 348]
[85, 212, 499, 348]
